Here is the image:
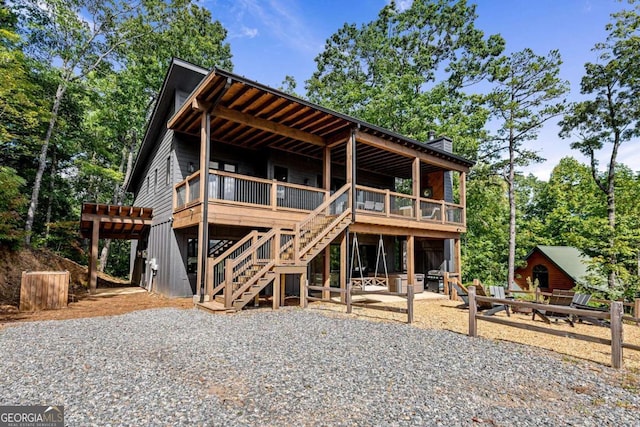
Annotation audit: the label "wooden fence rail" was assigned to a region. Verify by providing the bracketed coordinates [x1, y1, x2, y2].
[467, 286, 639, 369]
[20, 271, 69, 312]
[304, 284, 415, 323]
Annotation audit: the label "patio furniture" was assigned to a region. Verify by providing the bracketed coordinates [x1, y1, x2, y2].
[571, 293, 609, 327]
[532, 289, 575, 327]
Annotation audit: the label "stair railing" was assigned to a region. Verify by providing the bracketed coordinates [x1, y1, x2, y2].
[295, 184, 351, 261]
[208, 230, 261, 297]
[224, 229, 277, 307]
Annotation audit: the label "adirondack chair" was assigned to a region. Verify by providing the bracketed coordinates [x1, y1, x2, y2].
[476, 284, 510, 317]
[532, 289, 575, 327]
[451, 281, 469, 307]
[570, 293, 609, 327]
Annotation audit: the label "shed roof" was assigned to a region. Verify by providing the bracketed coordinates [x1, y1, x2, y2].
[534, 245, 591, 282]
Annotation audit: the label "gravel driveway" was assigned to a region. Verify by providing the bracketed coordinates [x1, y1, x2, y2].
[0, 307, 638, 426]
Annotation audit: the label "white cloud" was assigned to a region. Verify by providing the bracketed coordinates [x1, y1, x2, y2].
[223, 0, 320, 53]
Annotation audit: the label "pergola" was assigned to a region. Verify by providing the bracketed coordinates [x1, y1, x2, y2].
[80, 203, 153, 293]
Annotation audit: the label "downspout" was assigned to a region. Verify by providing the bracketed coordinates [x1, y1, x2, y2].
[199, 77, 233, 303]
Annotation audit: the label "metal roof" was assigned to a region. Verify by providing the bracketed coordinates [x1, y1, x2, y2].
[535, 245, 591, 282]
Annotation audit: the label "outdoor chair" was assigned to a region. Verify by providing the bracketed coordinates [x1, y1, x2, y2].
[422, 207, 440, 221]
[364, 200, 375, 210]
[570, 293, 609, 327]
[532, 289, 575, 327]
[451, 281, 469, 307]
[476, 284, 510, 317]
[374, 202, 384, 212]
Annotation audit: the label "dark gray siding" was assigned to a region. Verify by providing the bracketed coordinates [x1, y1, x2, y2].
[131, 93, 193, 297]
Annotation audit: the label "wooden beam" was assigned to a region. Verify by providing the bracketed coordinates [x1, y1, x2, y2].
[460, 171, 466, 226]
[192, 98, 212, 112]
[81, 214, 153, 225]
[412, 157, 420, 200]
[89, 219, 99, 295]
[167, 71, 220, 129]
[323, 246, 331, 300]
[407, 235, 415, 287]
[323, 146, 331, 190]
[340, 231, 347, 304]
[455, 238, 461, 279]
[355, 130, 469, 172]
[213, 105, 325, 147]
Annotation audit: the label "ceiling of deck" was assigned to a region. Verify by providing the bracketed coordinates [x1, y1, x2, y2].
[168, 69, 473, 179]
[80, 203, 153, 240]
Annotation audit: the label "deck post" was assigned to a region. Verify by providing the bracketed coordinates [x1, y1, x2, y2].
[468, 285, 477, 337]
[300, 272, 307, 308]
[610, 301, 623, 369]
[340, 231, 347, 304]
[443, 271, 450, 299]
[89, 218, 99, 294]
[346, 278, 352, 314]
[224, 259, 233, 308]
[634, 298, 640, 325]
[272, 273, 280, 310]
[280, 273, 286, 306]
[323, 246, 331, 300]
[460, 171, 466, 226]
[413, 158, 420, 221]
[407, 284, 414, 324]
[407, 235, 415, 288]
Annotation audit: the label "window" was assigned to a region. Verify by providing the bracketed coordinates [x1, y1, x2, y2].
[154, 169, 158, 194]
[166, 156, 170, 186]
[532, 264, 549, 289]
[146, 177, 149, 195]
[209, 160, 237, 200]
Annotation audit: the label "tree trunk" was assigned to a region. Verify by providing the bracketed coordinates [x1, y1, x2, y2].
[44, 149, 57, 242]
[507, 134, 516, 290]
[606, 129, 620, 289]
[25, 82, 67, 245]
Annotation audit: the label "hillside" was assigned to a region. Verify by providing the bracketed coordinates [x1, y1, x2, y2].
[0, 246, 129, 307]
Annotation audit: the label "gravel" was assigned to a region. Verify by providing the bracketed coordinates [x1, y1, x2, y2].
[0, 307, 638, 426]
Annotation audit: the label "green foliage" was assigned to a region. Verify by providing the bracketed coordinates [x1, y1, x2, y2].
[306, 0, 504, 158]
[559, 1, 640, 291]
[0, 166, 27, 247]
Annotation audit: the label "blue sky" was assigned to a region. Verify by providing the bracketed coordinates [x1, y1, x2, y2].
[202, 0, 638, 180]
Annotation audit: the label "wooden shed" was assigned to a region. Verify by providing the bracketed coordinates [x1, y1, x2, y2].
[514, 245, 590, 292]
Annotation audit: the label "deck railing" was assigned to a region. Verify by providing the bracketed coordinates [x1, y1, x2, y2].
[174, 169, 327, 211]
[355, 185, 465, 226]
[174, 173, 465, 226]
[208, 231, 262, 296]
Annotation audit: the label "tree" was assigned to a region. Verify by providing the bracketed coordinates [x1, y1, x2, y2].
[483, 48, 568, 289]
[559, 2, 640, 290]
[14, 0, 158, 245]
[306, 0, 504, 158]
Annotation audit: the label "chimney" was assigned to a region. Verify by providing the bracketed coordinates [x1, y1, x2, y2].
[428, 130, 435, 141]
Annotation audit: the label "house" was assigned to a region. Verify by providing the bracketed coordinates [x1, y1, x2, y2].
[124, 58, 473, 310]
[514, 245, 591, 292]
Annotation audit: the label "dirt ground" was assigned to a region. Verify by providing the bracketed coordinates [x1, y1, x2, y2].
[0, 288, 192, 327]
[1, 288, 639, 377]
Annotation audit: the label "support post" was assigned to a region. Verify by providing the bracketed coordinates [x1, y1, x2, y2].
[224, 259, 233, 308]
[272, 274, 280, 310]
[634, 298, 640, 325]
[347, 130, 356, 222]
[443, 271, 450, 298]
[323, 146, 331, 191]
[407, 284, 414, 324]
[468, 285, 477, 337]
[406, 235, 415, 288]
[412, 158, 420, 221]
[346, 277, 352, 314]
[89, 219, 99, 294]
[454, 238, 461, 279]
[610, 301, 623, 369]
[323, 246, 331, 300]
[300, 272, 307, 308]
[280, 273, 286, 307]
[460, 171, 466, 226]
[197, 110, 211, 303]
[340, 231, 347, 304]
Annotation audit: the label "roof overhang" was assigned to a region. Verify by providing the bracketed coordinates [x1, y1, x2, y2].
[80, 203, 153, 240]
[166, 67, 475, 177]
